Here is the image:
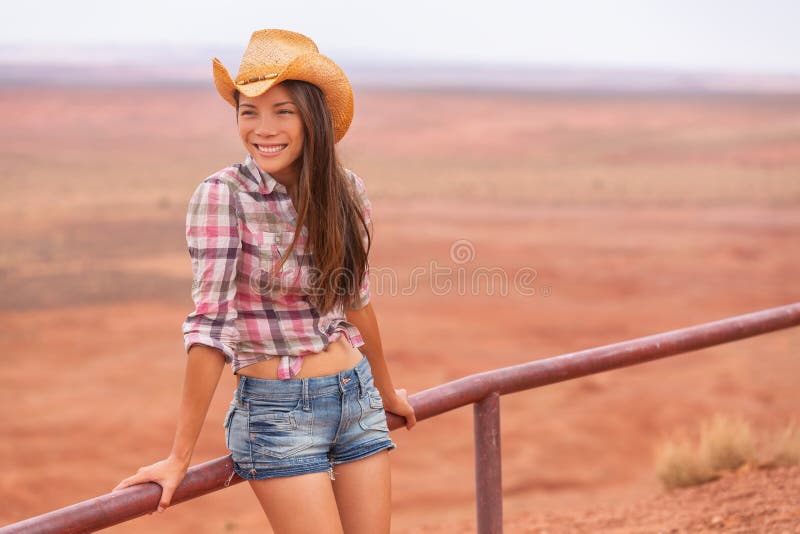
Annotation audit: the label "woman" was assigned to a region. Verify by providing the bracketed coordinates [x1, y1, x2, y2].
[113, 29, 416, 533]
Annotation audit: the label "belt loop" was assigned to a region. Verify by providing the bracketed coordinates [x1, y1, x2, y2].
[236, 376, 246, 407]
[302, 378, 310, 411]
[354, 364, 366, 398]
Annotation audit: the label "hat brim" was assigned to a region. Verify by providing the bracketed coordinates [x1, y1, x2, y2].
[213, 54, 354, 144]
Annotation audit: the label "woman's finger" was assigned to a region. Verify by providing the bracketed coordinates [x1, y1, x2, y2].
[406, 405, 417, 429]
[112, 473, 143, 492]
[157, 482, 178, 513]
[112, 466, 161, 492]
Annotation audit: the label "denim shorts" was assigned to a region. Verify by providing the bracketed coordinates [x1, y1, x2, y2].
[223, 353, 397, 481]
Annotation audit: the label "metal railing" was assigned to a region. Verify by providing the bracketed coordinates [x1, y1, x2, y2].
[3, 302, 799, 534]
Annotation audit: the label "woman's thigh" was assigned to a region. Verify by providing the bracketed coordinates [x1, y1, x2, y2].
[331, 449, 391, 534]
[248, 471, 343, 534]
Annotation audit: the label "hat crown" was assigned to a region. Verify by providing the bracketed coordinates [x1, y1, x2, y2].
[237, 29, 319, 81]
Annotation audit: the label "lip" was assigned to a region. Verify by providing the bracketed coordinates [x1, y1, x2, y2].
[253, 143, 288, 157]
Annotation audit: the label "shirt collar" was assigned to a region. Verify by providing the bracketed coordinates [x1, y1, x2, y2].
[244, 154, 287, 195]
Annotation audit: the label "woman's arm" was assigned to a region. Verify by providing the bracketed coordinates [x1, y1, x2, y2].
[346, 302, 416, 430]
[345, 169, 415, 428]
[113, 178, 239, 513]
[112, 344, 226, 513]
[169, 344, 227, 466]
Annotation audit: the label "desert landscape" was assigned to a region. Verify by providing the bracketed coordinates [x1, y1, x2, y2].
[1, 83, 799, 532]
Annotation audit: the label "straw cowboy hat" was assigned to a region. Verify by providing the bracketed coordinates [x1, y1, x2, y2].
[213, 29, 354, 143]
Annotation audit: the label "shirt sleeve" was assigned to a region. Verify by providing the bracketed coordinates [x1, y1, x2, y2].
[347, 169, 372, 311]
[181, 178, 241, 363]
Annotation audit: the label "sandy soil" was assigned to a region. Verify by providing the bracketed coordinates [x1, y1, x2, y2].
[422, 465, 800, 533]
[0, 85, 798, 532]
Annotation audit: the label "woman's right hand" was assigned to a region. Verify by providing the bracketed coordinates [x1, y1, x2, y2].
[112, 455, 189, 513]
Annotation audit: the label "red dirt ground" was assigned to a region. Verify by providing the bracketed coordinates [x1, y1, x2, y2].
[0, 85, 798, 532]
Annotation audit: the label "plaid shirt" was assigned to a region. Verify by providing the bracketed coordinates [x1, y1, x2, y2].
[182, 154, 371, 379]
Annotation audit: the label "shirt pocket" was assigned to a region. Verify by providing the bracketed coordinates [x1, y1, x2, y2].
[254, 230, 308, 292]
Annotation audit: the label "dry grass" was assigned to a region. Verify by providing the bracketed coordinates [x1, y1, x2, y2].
[771, 421, 800, 467]
[655, 415, 800, 489]
[655, 435, 719, 489]
[698, 414, 757, 472]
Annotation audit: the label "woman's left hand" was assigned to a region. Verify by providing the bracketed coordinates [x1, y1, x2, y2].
[383, 388, 416, 430]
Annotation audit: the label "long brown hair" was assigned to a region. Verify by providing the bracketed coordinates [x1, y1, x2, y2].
[235, 81, 371, 315]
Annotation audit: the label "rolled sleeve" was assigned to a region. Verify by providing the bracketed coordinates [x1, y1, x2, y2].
[347, 169, 372, 311]
[181, 178, 241, 363]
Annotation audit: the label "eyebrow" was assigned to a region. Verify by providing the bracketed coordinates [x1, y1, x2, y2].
[238, 101, 296, 109]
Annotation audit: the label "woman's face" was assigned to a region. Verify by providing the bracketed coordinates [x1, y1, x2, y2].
[237, 83, 305, 186]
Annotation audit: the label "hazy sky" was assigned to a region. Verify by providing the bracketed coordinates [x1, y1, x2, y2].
[3, 0, 799, 74]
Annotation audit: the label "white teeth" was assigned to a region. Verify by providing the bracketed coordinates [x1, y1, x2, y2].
[257, 144, 287, 153]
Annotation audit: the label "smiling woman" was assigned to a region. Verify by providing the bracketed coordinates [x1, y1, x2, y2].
[235, 87, 305, 186]
[110, 28, 416, 534]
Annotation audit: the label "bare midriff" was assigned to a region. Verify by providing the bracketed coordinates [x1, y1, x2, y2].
[234, 334, 364, 383]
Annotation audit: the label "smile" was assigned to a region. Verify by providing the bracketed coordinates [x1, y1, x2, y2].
[255, 144, 288, 154]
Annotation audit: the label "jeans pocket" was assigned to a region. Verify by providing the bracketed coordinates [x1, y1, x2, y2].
[358, 388, 389, 432]
[247, 397, 314, 459]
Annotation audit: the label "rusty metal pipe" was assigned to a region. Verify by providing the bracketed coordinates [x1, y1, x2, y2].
[474, 391, 503, 534]
[402, 302, 800, 424]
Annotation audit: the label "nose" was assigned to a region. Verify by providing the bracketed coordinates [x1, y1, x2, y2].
[254, 115, 279, 137]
